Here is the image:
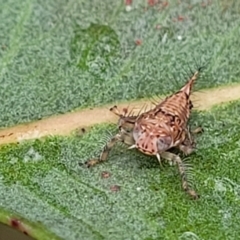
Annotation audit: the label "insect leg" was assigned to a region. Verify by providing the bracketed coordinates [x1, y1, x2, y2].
[179, 126, 203, 155]
[85, 133, 123, 167]
[178, 130, 195, 155]
[160, 151, 199, 199]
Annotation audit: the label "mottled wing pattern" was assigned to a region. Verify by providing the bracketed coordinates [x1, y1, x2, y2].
[132, 71, 198, 156]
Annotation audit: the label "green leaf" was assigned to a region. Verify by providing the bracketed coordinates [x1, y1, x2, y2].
[0, 0, 240, 127]
[0, 1, 240, 239]
[71, 23, 120, 73]
[0, 101, 240, 239]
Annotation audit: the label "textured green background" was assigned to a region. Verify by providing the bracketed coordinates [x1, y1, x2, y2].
[0, 0, 240, 239]
[1, 101, 240, 239]
[0, 0, 240, 127]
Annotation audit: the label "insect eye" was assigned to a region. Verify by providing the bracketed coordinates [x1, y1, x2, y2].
[157, 136, 172, 151]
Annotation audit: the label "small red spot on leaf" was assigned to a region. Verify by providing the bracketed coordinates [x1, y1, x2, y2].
[125, 0, 132, 5]
[177, 15, 185, 21]
[110, 185, 121, 192]
[101, 171, 111, 179]
[10, 218, 29, 235]
[11, 219, 19, 228]
[135, 39, 142, 45]
[162, 1, 169, 7]
[148, 0, 158, 6]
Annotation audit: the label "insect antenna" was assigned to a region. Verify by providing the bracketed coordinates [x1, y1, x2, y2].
[110, 105, 122, 116]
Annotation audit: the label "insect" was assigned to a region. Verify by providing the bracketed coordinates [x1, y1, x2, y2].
[86, 69, 203, 199]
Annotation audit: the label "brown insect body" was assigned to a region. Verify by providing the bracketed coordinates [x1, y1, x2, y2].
[131, 70, 198, 157]
[86, 70, 202, 199]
